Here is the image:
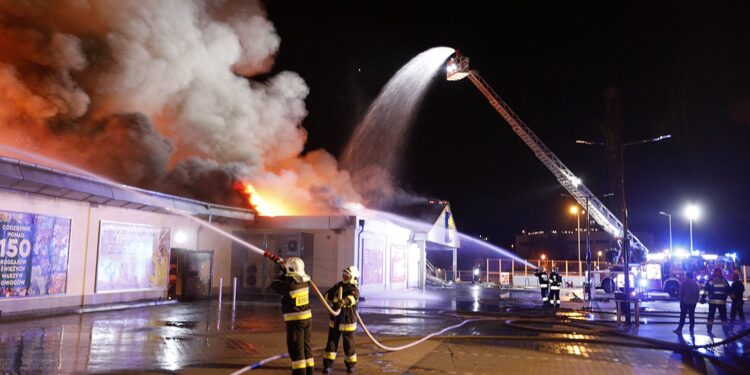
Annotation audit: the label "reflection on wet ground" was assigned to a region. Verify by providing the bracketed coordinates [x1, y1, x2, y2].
[0, 285, 747, 374]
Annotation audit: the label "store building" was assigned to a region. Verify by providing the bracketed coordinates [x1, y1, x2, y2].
[0, 156, 254, 314]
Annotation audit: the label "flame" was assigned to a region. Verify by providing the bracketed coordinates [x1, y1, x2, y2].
[236, 182, 292, 217]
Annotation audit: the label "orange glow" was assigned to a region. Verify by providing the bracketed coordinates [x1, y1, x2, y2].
[236, 182, 292, 217]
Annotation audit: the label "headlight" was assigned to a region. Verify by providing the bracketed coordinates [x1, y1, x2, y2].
[639, 279, 648, 287]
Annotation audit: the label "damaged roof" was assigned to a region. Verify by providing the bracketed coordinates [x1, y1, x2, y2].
[0, 156, 254, 222]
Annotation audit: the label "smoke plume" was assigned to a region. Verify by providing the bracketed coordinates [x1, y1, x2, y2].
[0, 0, 359, 212]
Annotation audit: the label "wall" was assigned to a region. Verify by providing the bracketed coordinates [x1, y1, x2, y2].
[0, 189, 244, 314]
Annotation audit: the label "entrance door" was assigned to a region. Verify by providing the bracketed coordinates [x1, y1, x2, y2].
[168, 249, 214, 301]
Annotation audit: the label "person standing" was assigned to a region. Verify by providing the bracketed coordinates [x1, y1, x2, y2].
[323, 266, 360, 374]
[270, 257, 315, 375]
[729, 273, 746, 324]
[534, 267, 550, 306]
[549, 266, 562, 308]
[702, 268, 730, 333]
[673, 272, 700, 333]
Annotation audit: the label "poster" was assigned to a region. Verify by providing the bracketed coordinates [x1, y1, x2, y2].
[390, 244, 406, 283]
[96, 221, 170, 292]
[0, 210, 71, 298]
[499, 272, 511, 285]
[362, 238, 384, 285]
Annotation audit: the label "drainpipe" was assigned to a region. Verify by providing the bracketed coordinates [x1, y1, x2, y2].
[356, 219, 365, 284]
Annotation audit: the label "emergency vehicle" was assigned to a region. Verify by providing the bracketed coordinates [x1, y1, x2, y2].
[590, 250, 740, 297]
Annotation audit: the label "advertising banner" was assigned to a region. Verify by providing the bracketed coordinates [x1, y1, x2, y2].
[96, 221, 171, 292]
[390, 244, 406, 283]
[499, 272, 511, 285]
[362, 238, 384, 285]
[0, 210, 71, 298]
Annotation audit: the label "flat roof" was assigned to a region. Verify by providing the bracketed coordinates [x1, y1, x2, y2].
[0, 156, 254, 222]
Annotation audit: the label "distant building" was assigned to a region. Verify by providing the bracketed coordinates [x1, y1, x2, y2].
[514, 228, 653, 261]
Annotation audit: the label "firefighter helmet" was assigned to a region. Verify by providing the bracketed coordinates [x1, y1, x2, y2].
[343, 266, 360, 284]
[284, 257, 307, 277]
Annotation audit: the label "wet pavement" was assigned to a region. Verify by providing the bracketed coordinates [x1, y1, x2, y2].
[0, 285, 747, 374]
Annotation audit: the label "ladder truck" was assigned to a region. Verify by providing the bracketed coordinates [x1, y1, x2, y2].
[446, 53, 648, 294]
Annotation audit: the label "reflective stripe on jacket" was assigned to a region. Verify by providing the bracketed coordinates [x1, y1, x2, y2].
[703, 278, 729, 305]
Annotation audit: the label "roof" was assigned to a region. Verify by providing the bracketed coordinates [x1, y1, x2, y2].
[382, 199, 450, 226]
[0, 156, 254, 222]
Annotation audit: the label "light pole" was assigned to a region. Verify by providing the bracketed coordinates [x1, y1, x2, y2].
[597, 251, 602, 269]
[576, 133, 671, 324]
[570, 205, 582, 276]
[684, 204, 701, 253]
[658, 211, 672, 254]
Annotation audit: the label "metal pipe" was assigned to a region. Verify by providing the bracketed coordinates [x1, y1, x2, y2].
[232, 277, 237, 311]
[219, 277, 223, 306]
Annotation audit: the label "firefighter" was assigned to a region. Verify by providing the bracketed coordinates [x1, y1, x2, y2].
[729, 273, 746, 324]
[549, 266, 562, 307]
[701, 268, 730, 333]
[534, 267, 550, 306]
[322, 266, 360, 374]
[270, 257, 315, 375]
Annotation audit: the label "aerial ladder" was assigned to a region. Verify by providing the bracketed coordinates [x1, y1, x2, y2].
[446, 53, 648, 255]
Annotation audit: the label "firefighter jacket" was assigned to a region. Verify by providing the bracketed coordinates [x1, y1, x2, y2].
[534, 271, 549, 289]
[703, 277, 730, 305]
[549, 272, 562, 290]
[271, 273, 312, 322]
[325, 281, 359, 332]
[729, 280, 745, 302]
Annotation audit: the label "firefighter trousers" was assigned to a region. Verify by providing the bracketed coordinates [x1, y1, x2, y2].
[730, 299, 745, 322]
[549, 289, 560, 306]
[323, 327, 356, 371]
[286, 319, 314, 375]
[539, 287, 549, 304]
[707, 304, 727, 330]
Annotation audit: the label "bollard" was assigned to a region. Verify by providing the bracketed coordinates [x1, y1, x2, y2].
[232, 277, 237, 311]
[219, 277, 223, 306]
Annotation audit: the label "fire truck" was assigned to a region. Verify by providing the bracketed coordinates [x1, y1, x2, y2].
[591, 250, 741, 297]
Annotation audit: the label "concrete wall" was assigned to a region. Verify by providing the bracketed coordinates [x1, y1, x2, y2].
[0, 189, 244, 314]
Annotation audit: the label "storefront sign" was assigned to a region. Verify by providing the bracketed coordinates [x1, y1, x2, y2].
[0, 210, 71, 298]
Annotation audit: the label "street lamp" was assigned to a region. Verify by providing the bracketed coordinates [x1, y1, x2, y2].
[570, 205, 582, 276]
[658, 211, 672, 254]
[684, 204, 701, 253]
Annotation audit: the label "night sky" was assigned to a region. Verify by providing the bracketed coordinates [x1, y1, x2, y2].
[265, 2, 750, 260]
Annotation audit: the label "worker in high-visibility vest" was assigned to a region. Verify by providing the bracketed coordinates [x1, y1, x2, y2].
[701, 268, 730, 333]
[270, 257, 314, 375]
[534, 267, 550, 306]
[549, 266, 563, 307]
[322, 266, 360, 374]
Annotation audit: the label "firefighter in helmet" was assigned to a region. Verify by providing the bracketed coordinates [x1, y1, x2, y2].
[534, 267, 550, 306]
[323, 266, 360, 374]
[270, 257, 315, 375]
[701, 268, 730, 333]
[549, 266, 563, 307]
